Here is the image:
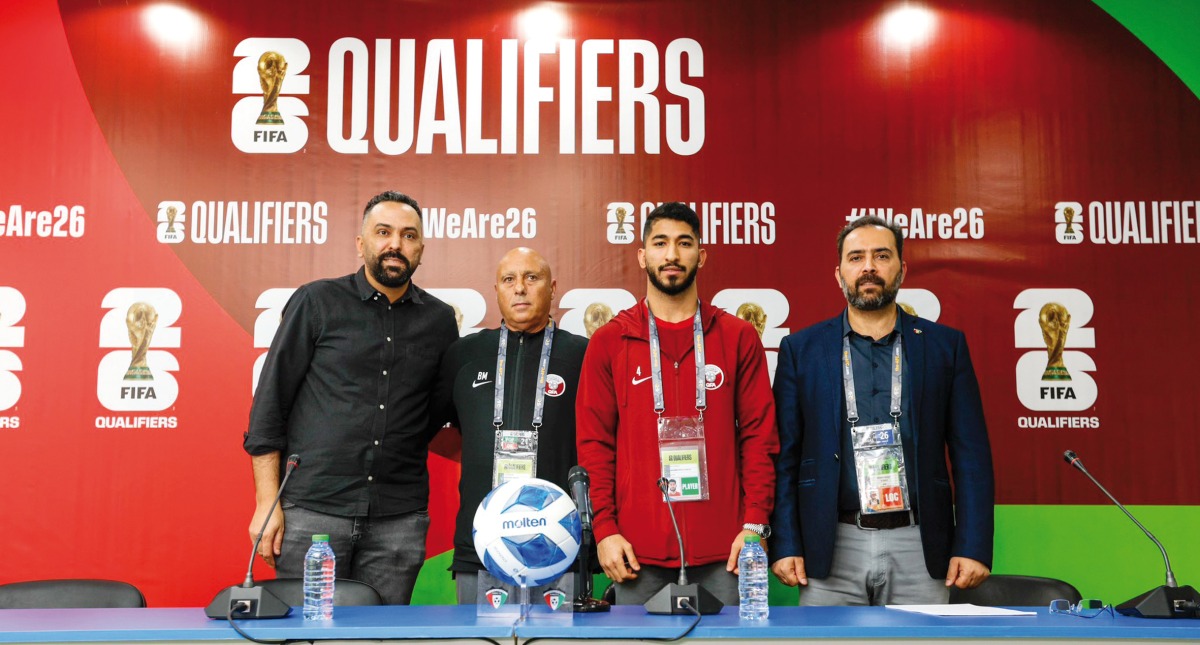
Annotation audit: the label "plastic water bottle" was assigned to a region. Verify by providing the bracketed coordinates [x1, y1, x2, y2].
[303, 534, 335, 620]
[738, 534, 769, 620]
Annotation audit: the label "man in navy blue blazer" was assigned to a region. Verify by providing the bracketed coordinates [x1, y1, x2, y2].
[770, 216, 994, 605]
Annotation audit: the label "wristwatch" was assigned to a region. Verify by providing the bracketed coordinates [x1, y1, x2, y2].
[743, 523, 772, 539]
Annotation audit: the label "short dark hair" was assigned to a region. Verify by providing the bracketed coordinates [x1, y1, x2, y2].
[836, 216, 904, 261]
[643, 202, 701, 241]
[363, 191, 421, 222]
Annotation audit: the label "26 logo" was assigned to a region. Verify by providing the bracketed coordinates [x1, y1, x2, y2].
[252, 288, 296, 394]
[0, 287, 26, 412]
[97, 288, 182, 411]
[895, 288, 941, 322]
[425, 289, 486, 337]
[156, 201, 186, 244]
[558, 289, 637, 339]
[232, 38, 310, 153]
[712, 289, 790, 384]
[605, 203, 637, 245]
[1014, 289, 1097, 411]
[1054, 202, 1085, 245]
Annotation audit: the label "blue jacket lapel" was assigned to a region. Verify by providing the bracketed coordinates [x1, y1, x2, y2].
[900, 309, 925, 434]
[822, 317, 843, 440]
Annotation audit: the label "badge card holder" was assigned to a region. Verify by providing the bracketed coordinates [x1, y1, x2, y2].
[851, 424, 910, 514]
[657, 416, 709, 502]
[492, 430, 538, 488]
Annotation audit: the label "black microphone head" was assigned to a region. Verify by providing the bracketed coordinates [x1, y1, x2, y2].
[1063, 450, 1087, 472]
[287, 454, 301, 468]
[568, 465, 588, 486]
[656, 477, 669, 493]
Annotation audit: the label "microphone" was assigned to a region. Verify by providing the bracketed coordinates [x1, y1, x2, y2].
[205, 454, 301, 619]
[1062, 450, 1199, 618]
[568, 466, 609, 612]
[643, 477, 723, 615]
[569, 466, 594, 534]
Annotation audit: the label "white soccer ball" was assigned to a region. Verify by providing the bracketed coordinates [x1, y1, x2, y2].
[472, 477, 582, 587]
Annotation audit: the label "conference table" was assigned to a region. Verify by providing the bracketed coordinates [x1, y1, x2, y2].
[2, 605, 1199, 644]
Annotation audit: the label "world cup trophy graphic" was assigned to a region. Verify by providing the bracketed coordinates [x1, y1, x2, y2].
[898, 302, 917, 317]
[1038, 302, 1071, 381]
[451, 303, 464, 332]
[256, 51, 288, 125]
[1062, 206, 1076, 235]
[614, 207, 628, 235]
[583, 302, 614, 338]
[123, 302, 159, 381]
[735, 302, 767, 339]
[165, 205, 179, 234]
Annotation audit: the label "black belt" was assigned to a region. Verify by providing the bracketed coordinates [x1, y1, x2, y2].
[838, 509, 918, 530]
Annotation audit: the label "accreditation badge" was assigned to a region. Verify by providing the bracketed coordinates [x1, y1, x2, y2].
[493, 429, 538, 488]
[851, 423, 910, 514]
[657, 416, 709, 502]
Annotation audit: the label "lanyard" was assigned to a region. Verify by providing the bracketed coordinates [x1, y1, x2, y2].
[841, 334, 903, 428]
[493, 321, 555, 429]
[645, 301, 706, 417]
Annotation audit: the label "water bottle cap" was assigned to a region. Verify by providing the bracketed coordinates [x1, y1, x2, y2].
[312, 534, 330, 542]
[744, 534, 761, 543]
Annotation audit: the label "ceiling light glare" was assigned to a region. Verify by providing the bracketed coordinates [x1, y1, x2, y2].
[142, 3, 203, 51]
[518, 5, 568, 40]
[881, 4, 936, 49]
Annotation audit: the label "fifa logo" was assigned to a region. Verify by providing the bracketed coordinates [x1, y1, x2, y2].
[97, 288, 182, 411]
[232, 38, 310, 153]
[606, 202, 636, 245]
[1013, 289, 1097, 411]
[156, 201, 186, 244]
[1054, 202, 1084, 245]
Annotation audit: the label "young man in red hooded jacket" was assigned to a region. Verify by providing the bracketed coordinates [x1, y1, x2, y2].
[576, 202, 779, 605]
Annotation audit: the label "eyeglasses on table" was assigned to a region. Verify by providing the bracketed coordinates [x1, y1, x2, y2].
[1049, 598, 1115, 618]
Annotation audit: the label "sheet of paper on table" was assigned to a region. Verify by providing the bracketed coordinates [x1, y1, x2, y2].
[886, 604, 1037, 617]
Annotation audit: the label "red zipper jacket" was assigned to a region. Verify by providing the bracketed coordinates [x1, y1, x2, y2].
[576, 301, 779, 568]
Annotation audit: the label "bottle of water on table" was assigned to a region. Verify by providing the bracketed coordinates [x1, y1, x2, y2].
[738, 534, 769, 621]
[303, 534, 335, 620]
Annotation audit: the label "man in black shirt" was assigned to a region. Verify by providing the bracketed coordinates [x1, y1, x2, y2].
[430, 247, 588, 603]
[243, 191, 458, 604]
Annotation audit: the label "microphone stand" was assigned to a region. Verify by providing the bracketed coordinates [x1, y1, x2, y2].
[204, 454, 300, 619]
[643, 478, 723, 615]
[569, 465, 609, 612]
[1063, 450, 1199, 618]
[573, 528, 610, 612]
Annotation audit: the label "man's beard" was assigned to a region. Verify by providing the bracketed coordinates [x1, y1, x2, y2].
[647, 261, 698, 296]
[368, 250, 415, 288]
[843, 272, 901, 311]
